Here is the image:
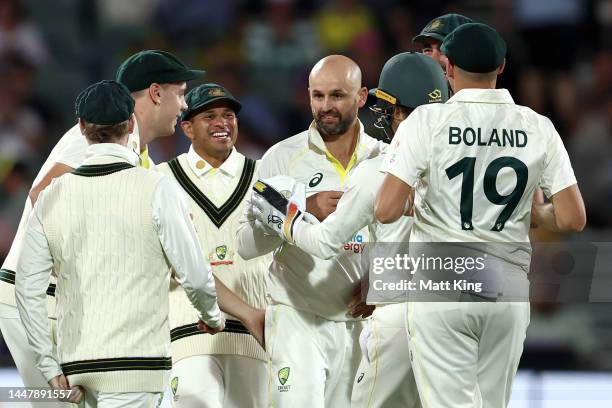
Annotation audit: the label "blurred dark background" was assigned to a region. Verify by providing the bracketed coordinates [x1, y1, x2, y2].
[0, 0, 611, 385]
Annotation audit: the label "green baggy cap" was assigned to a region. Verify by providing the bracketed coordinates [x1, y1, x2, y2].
[441, 22, 507, 73]
[413, 13, 473, 44]
[182, 83, 242, 121]
[116, 50, 206, 92]
[75, 80, 135, 125]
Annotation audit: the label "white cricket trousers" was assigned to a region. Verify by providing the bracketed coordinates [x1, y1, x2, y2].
[169, 354, 268, 408]
[407, 301, 530, 408]
[265, 304, 364, 408]
[350, 303, 421, 408]
[81, 390, 163, 408]
[0, 304, 75, 408]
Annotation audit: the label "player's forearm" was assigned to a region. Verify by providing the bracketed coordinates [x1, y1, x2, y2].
[214, 278, 256, 323]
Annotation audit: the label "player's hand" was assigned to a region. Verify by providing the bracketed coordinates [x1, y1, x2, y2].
[243, 307, 265, 349]
[347, 281, 375, 318]
[307, 191, 343, 221]
[251, 176, 310, 243]
[197, 315, 226, 334]
[530, 188, 545, 228]
[48, 374, 84, 403]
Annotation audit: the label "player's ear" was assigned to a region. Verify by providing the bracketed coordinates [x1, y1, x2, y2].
[357, 86, 368, 108]
[498, 59, 506, 75]
[127, 114, 135, 134]
[148, 83, 162, 106]
[181, 120, 195, 141]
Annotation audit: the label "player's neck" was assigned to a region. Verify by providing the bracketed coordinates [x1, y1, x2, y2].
[133, 111, 153, 152]
[452, 77, 498, 93]
[321, 121, 359, 169]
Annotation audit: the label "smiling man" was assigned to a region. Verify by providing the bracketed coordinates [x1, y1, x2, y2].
[237, 55, 386, 407]
[157, 83, 271, 408]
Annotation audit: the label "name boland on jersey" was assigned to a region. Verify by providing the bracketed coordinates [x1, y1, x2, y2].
[255, 121, 386, 321]
[382, 89, 577, 263]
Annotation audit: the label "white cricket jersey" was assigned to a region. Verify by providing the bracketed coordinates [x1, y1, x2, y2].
[382, 88, 577, 247]
[0, 122, 141, 309]
[237, 121, 386, 321]
[294, 154, 413, 260]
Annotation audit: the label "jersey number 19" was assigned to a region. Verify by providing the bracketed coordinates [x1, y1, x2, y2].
[445, 156, 528, 232]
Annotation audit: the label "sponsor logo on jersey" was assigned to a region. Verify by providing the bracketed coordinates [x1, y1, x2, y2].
[428, 89, 442, 102]
[309, 172, 324, 187]
[344, 233, 365, 254]
[278, 367, 291, 392]
[171, 377, 179, 401]
[357, 372, 365, 383]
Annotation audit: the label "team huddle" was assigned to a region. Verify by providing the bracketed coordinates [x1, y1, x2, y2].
[0, 13, 585, 408]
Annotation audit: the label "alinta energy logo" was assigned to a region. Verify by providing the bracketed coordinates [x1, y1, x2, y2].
[278, 367, 291, 392]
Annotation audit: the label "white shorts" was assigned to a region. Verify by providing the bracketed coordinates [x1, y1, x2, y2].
[265, 304, 364, 408]
[0, 304, 74, 408]
[169, 354, 267, 408]
[407, 301, 530, 408]
[351, 303, 421, 408]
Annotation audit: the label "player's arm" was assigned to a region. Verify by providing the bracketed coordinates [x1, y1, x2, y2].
[531, 184, 586, 232]
[29, 163, 74, 204]
[209, 279, 265, 347]
[153, 177, 223, 331]
[15, 189, 63, 382]
[374, 110, 427, 224]
[534, 117, 587, 233]
[375, 174, 414, 224]
[294, 168, 376, 259]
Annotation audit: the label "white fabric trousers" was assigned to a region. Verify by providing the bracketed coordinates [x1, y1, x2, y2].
[264, 304, 364, 408]
[81, 390, 163, 408]
[406, 301, 530, 408]
[169, 354, 268, 408]
[0, 304, 74, 408]
[350, 303, 421, 408]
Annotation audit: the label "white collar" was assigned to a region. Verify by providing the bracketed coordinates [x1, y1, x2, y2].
[447, 88, 515, 105]
[186, 146, 243, 178]
[83, 143, 139, 166]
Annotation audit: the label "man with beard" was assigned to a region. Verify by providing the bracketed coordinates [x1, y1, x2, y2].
[237, 55, 386, 407]
[250, 52, 448, 408]
[157, 84, 270, 407]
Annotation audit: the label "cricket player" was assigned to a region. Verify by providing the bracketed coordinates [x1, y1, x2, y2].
[250, 52, 448, 408]
[413, 13, 473, 69]
[237, 55, 386, 407]
[157, 83, 270, 407]
[0, 50, 204, 405]
[15, 80, 223, 407]
[375, 23, 586, 407]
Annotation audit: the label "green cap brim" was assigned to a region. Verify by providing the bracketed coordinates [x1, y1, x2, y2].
[412, 32, 445, 44]
[174, 69, 206, 83]
[182, 96, 242, 121]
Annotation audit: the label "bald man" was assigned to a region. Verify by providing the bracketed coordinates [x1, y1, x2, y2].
[237, 55, 386, 407]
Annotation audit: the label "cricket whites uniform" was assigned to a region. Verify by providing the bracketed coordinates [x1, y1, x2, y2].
[16, 143, 221, 407]
[291, 155, 420, 408]
[0, 123, 141, 407]
[157, 147, 270, 408]
[382, 89, 577, 407]
[237, 121, 385, 407]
